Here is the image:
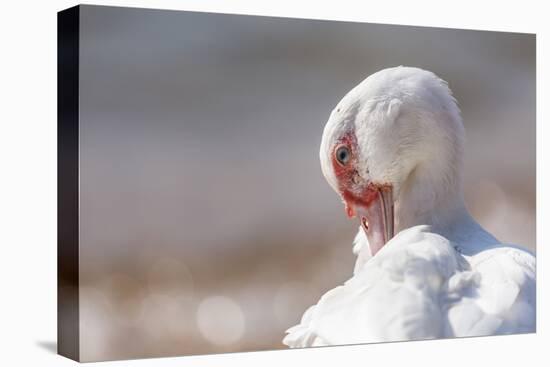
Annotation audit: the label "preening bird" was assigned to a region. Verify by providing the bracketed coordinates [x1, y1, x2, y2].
[283, 66, 535, 347]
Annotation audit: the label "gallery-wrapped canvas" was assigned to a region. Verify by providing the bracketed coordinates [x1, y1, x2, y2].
[58, 4, 536, 362]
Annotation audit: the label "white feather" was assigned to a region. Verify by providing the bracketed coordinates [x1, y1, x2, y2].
[284, 226, 535, 346]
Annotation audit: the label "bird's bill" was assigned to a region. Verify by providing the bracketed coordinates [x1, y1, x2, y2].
[354, 185, 394, 256]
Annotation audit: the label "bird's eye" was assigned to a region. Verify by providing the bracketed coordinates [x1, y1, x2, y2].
[335, 145, 351, 166]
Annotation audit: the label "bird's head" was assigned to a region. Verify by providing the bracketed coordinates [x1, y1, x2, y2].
[320, 66, 465, 256]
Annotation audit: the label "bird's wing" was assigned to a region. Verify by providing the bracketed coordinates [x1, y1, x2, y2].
[445, 246, 536, 336]
[283, 226, 536, 348]
[284, 225, 467, 347]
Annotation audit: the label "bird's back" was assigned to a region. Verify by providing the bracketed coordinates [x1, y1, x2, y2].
[283, 225, 535, 347]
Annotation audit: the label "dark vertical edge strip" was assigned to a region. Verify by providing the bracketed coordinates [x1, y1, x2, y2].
[534, 33, 537, 333]
[57, 5, 80, 362]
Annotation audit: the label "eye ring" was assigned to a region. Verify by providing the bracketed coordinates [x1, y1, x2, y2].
[335, 145, 351, 166]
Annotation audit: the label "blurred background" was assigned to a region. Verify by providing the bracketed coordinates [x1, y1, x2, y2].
[76, 5, 535, 361]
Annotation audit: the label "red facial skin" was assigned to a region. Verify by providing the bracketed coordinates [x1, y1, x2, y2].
[331, 132, 379, 218]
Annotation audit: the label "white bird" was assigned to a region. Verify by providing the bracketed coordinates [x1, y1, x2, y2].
[283, 66, 535, 347]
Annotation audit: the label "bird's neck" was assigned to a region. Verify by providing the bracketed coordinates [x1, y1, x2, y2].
[395, 162, 463, 231]
[394, 161, 499, 253]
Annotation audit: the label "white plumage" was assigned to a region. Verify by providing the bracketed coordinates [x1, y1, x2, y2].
[283, 66, 535, 347]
